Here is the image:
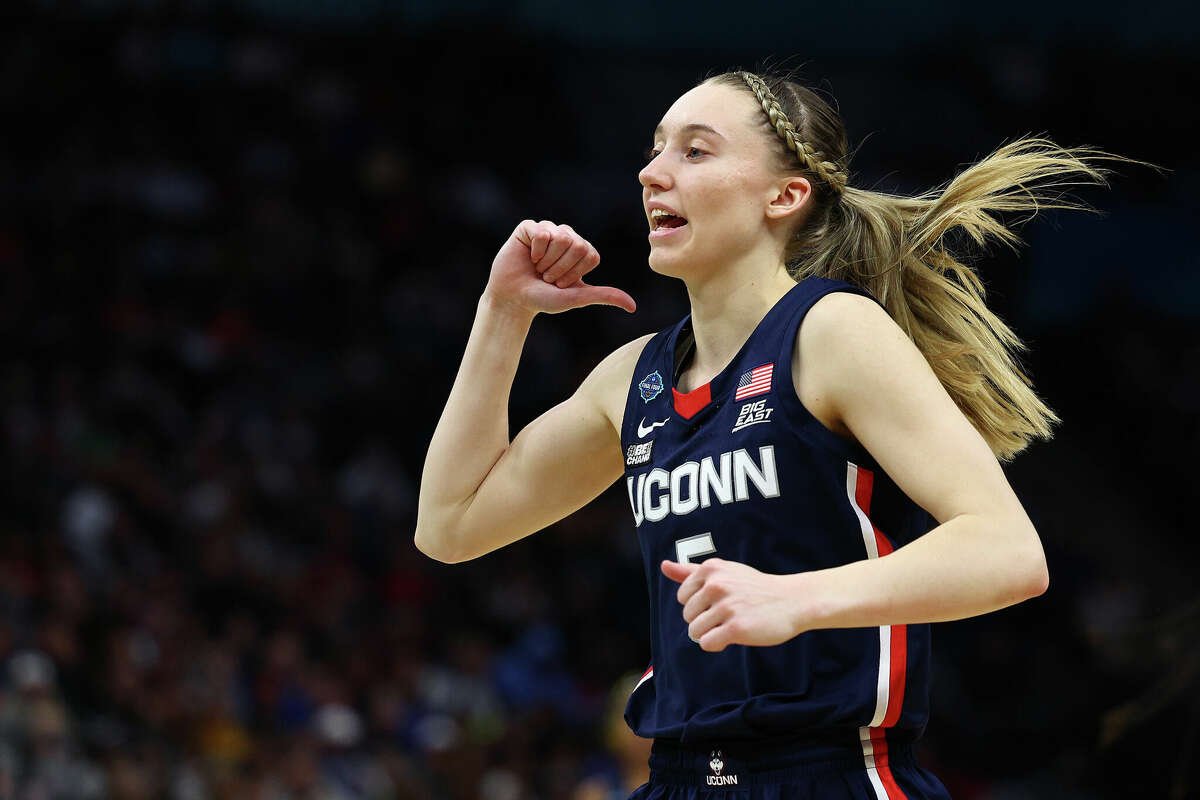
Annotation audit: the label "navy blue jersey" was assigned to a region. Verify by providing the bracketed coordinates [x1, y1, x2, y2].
[620, 276, 935, 758]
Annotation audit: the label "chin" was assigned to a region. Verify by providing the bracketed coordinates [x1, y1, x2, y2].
[647, 235, 697, 275]
[649, 240, 719, 282]
[647, 250, 687, 279]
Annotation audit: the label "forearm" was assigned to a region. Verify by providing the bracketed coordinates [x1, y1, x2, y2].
[797, 513, 1049, 631]
[415, 293, 535, 551]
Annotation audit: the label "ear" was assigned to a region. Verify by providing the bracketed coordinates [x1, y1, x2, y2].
[765, 175, 812, 223]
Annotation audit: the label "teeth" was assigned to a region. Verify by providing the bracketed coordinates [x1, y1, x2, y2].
[650, 208, 682, 229]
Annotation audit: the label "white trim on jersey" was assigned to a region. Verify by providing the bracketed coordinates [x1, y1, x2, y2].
[846, 461, 890, 726]
[847, 461, 910, 799]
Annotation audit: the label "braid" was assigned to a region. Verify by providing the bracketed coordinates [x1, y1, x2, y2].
[705, 68, 1149, 459]
[737, 71, 848, 194]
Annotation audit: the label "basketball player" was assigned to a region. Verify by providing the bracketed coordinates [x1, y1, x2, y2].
[415, 69, 1132, 798]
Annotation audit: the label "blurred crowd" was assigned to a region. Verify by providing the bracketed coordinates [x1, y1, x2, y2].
[0, 3, 1197, 799]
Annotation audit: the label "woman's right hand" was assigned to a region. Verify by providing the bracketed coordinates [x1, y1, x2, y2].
[483, 219, 636, 317]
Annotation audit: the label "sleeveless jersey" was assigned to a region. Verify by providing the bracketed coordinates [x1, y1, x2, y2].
[620, 276, 935, 750]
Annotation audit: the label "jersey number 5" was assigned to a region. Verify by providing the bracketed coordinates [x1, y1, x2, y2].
[675, 532, 716, 564]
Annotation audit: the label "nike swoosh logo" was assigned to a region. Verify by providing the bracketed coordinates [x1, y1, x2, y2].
[638, 417, 670, 438]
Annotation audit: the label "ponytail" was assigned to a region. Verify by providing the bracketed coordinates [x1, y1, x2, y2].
[708, 70, 1162, 461]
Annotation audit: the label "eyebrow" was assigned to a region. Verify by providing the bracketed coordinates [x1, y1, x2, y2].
[651, 122, 727, 141]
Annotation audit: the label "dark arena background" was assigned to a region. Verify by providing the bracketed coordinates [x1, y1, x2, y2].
[1, 1, 1197, 798]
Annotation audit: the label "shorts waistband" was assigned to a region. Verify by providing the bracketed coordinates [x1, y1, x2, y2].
[648, 728, 917, 786]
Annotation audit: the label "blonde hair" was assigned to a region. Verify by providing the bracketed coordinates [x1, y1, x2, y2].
[706, 69, 1164, 462]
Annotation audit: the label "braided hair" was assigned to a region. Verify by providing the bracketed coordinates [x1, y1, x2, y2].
[700, 68, 1151, 461]
[736, 70, 848, 195]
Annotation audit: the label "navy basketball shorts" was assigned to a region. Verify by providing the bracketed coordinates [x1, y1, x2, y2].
[627, 729, 953, 799]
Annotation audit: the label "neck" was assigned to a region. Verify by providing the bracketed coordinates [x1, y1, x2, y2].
[680, 255, 797, 388]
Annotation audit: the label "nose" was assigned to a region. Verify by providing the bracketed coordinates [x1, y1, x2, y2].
[638, 153, 671, 192]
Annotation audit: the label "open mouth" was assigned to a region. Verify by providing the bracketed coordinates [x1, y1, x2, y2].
[650, 210, 689, 239]
[651, 210, 689, 231]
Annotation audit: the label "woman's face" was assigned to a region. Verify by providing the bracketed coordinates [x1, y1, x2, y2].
[638, 81, 804, 280]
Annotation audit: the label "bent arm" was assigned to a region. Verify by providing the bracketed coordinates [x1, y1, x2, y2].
[799, 513, 1047, 630]
[414, 293, 532, 560]
[415, 293, 647, 563]
[788, 292, 1049, 631]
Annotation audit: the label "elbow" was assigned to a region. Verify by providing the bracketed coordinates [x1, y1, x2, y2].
[1027, 557, 1050, 598]
[413, 524, 467, 565]
[987, 513, 1049, 602]
[989, 516, 1049, 604]
[1017, 533, 1050, 600]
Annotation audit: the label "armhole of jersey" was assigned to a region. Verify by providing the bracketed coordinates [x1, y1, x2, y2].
[775, 285, 879, 466]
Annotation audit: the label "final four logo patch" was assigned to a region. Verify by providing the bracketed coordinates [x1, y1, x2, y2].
[638, 370, 664, 402]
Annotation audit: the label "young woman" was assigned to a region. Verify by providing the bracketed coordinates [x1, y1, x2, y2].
[415, 69, 1129, 798]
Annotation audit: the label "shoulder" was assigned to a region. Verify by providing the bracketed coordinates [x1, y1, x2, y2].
[793, 289, 913, 437]
[800, 289, 896, 353]
[578, 332, 658, 432]
[797, 287, 956, 436]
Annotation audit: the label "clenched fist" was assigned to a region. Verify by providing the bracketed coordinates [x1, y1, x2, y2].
[661, 558, 809, 653]
[483, 219, 636, 318]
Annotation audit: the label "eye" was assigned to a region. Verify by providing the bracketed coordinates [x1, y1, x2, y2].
[643, 146, 706, 163]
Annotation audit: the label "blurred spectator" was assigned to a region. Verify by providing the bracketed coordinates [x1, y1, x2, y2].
[572, 673, 651, 800]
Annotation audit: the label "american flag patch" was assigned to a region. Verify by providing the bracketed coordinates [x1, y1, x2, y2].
[734, 362, 774, 401]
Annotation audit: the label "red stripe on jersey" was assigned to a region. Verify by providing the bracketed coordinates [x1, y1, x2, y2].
[854, 465, 908, 729]
[868, 728, 910, 799]
[884, 625, 907, 727]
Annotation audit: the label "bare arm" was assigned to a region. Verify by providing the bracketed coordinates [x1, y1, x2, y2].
[416, 301, 649, 562]
[793, 291, 1050, 627]
[413, 294, 535, 556]
[414, 219, 642, 563]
